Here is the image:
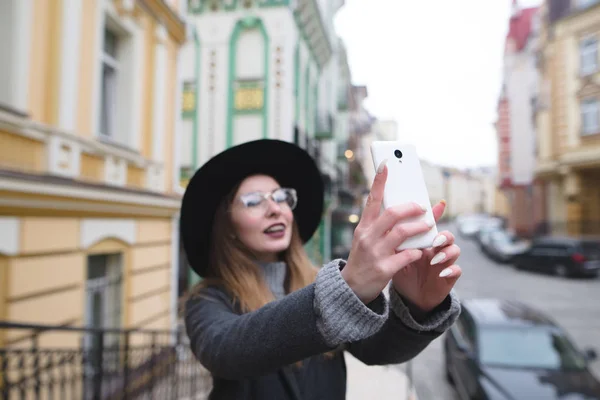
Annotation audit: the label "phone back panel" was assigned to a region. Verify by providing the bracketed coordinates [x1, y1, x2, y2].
[370, 141, 438, 250]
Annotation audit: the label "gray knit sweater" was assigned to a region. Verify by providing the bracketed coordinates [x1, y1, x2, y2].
[185, 259, 461, 381]
[261, 259, 460, 348]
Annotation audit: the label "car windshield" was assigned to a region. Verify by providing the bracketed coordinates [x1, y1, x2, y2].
[478, 327, 588, 370]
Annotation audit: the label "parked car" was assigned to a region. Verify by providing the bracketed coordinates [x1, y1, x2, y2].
[444, 298, 600, 400]
[512, 236, 600, 278]
[458, 215, 503, 240]
[477, 225, 503, 247]
[481, 230, 530, 263]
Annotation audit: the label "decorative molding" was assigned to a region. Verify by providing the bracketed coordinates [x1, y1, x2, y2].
[0, 109, 151, 168]
[80, 219, 137, 248]
[104, 156, 127, 186]
[208, 48, 217, 156]
[139, 0, 186, 44]
[0, 217, 20, 256]
[48, 136, 82, 178]
[226, 17, 270, 147]
[146, 164, 165, 192]
[274, 44, 284, 138]
[0, 176, 180, 209]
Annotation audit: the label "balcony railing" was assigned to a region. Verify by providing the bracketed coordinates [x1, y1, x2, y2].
[0, 321, 211, 400]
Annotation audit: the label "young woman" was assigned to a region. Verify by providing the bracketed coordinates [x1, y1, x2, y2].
[181, 139, 462, 400]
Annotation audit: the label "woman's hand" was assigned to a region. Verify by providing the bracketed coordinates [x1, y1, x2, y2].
[341, 160, 434, 304]
[391, 201, 462, 312]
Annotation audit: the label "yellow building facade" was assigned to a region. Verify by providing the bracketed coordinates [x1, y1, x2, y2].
[0, 0, 187, 351]
[535, 1, 600, 236]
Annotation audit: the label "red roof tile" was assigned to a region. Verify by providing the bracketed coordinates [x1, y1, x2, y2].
[507, 4, 539, 52]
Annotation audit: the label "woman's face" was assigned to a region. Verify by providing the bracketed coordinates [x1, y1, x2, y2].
[230, 175, 296, 262]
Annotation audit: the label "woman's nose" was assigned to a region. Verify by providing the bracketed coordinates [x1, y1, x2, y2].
[265, 198, 282, 215]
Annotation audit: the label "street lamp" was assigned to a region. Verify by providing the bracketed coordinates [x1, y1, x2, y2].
[344, 149, 354, 160]
[348, 214, 359, 223]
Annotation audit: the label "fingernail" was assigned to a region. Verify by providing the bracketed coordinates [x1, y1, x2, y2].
[439, 267, 453, 278]
[420, 204, 427, 212]
[377, 159, 388, 174]
[426, 218, 435, 228]
[440, 199, 447, 206]
[431, 252, 446, 265]
[432, 234, 447, 247]
[412, 249, 423, 259]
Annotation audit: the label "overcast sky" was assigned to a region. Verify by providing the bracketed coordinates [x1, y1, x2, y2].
[334, 0, 542, 169]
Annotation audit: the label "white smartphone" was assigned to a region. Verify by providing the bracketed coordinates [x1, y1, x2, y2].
[370, 141, 438, 250]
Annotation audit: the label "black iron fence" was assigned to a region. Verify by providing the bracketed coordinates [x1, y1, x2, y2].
[0, 321, 212, 400]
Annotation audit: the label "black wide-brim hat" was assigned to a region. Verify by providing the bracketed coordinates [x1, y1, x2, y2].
[180, 139, 325, 277]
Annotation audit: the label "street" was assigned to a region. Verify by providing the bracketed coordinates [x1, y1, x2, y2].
[408, 223, 600, 400]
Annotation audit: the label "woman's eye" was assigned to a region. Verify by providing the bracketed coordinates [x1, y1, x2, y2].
[242, 195, 263, 207]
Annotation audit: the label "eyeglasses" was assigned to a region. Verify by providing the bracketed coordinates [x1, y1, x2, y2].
[235, 188, 298, 214]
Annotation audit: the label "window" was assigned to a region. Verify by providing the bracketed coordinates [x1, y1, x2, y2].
[0, 0, 30, 112]
[95, 8, 143, 150]
[455, 312, 476, 350]
[580, 37, 598, 75]
[581, 98, 600, 135]
[100, 28, 120, 138]
[478, 327, 587, 370]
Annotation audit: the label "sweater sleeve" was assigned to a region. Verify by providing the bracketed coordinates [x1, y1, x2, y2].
[184, 285, 331, 380]
[185, 260, 392, 380]
[346, 285, 461, 366]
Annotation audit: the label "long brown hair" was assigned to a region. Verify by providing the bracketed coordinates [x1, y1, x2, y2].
[182, 180, 340, 365]
[186, 181, 318, 312]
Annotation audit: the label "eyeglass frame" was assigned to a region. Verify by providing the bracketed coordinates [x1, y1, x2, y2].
[230, 187, 298, 214]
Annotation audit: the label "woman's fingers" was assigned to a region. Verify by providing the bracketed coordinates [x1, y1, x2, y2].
[432, 200, 446, 222]
[382, 219, 434, 252]
[431, 230, 455, 249]
[438, 264, 462, 279]
[429, 244, 461, 267]
[358, 159, 388, 227]
[382, 248, 424, 275]
[370, 202, 429, 239]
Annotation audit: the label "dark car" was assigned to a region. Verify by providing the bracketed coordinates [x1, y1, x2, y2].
[512, 236, 600, 278]
[444, 298, 600, 400]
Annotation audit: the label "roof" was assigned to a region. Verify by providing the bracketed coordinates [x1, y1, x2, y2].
[506, 4, 539, 52]
[462, 298, 555, 327]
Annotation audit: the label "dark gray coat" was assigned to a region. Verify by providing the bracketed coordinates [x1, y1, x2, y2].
[184, 260, 461, 399]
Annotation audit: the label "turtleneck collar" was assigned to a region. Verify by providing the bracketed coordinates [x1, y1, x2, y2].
[257, 261, 287, 300]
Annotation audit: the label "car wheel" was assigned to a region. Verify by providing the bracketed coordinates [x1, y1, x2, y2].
[554, 264, 569, 277]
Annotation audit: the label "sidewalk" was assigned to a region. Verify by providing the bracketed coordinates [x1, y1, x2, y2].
[344, 353, 418, 400]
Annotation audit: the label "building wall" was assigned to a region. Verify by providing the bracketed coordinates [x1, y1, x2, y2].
[535, 3, 600, 235]
[0, 216, 173, 348]
[190, 7, 321, 167]
[0, 0, 186, 346]
[506, 50, 537, 186]
[421, 161, 445, 206]
[0, 0, 185, 193]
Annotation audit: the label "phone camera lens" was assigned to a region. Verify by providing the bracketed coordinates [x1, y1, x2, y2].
[394, 150, 403, 159]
